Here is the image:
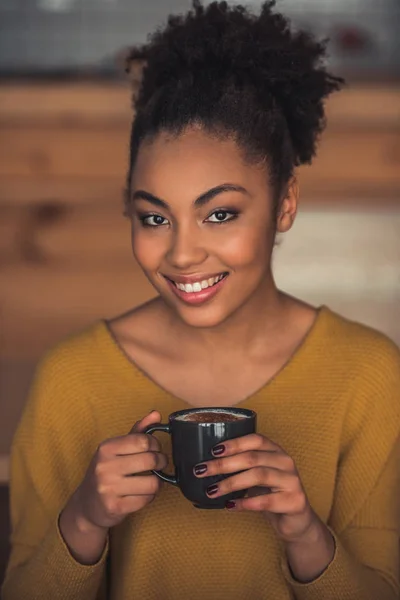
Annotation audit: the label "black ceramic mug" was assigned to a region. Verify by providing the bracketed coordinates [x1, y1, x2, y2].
[143, 407, 256, 509]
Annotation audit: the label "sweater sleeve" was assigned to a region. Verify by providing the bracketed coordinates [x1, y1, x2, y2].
[282, 336, 400, 600]
[1, 347, 108, 600]
[281, 436, 400, 600]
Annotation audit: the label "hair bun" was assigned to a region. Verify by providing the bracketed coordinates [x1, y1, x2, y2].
[125, 0, 343, 187]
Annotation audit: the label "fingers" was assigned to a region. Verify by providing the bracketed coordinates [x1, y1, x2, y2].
[204, 467, 294, 500]
[97, 432, 162, 459]
[113, 474, 163, 497]
[230, 491, 308, 514]
[131, 410, 162, 434]
[97, 409, 164, 458]
[109, 451, 168, 476]
[103, 492, 158, 518]
[194, 449, 294, 478]
[210, 434, 281, 458]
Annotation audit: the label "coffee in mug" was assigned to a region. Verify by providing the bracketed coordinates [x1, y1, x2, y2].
[176, 409, 249, 423]
[143, 407, 256, 509]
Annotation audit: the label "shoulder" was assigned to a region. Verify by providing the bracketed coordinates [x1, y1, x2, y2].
[27, 300, 168, 415]
[13, 322, 109, 459]
[33, 320, 108, 389]
[19, 319, 119, 434]
[11, 324, 114, 495]
[322, 308, 400, 447]
[322, 307, 400, 383]
[323, 310, 400, 530]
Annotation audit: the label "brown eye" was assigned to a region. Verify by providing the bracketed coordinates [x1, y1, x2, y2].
[206, 210, 238, 224]
[140, 214, 169, 227]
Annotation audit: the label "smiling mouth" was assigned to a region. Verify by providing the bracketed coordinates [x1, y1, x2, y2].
[165, 272, 228, 294]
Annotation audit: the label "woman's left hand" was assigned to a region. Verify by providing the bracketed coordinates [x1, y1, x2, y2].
[194, 433, 321, 544]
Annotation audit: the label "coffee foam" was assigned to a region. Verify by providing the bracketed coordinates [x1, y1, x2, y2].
[175, 409, 250, 422]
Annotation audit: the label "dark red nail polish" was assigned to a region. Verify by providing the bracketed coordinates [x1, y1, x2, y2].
[194, 464, 207, 476]
[212, 444, 225, 456]
[206, 484, 219, 496]
[226, 500, 236, 510]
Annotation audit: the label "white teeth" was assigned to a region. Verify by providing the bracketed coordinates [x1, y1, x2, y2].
[173, 274, 226, 294]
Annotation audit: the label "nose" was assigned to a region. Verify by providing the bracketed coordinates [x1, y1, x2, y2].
[166, 224, 208, 270]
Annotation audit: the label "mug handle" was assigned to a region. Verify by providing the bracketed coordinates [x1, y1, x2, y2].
[143, 423, 178, 486]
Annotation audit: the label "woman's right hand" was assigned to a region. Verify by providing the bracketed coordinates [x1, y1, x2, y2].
[59, 410, 166, 563]
[72, 409, 167, 530]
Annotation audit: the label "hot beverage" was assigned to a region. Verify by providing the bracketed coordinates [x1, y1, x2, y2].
[144, 406, 256, 509]
[177, 410, 248, 423]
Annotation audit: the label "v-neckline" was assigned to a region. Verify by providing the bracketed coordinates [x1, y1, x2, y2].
[96, 305, 331, 409]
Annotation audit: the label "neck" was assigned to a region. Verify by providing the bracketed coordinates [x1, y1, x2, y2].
[166, 272, 287, 357]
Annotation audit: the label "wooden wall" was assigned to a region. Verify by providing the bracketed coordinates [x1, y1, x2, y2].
[0, 81, 399, 458]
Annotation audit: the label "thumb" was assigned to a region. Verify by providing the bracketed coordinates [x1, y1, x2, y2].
[131, 410, 162, 434]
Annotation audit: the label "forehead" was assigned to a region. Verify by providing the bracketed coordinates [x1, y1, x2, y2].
[130, 127, 267, 195]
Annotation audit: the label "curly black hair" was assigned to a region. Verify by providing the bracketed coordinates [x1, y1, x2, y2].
[125, 0, 344, 207]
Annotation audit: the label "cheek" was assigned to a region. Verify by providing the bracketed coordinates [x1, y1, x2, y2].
[218, 225, 273, 269]
[131, 228, 166, 271]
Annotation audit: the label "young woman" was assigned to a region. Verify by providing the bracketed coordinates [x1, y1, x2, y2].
[3, 2, 399, 599]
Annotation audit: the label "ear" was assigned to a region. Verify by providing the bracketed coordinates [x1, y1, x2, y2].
[276, 178, 299, 233]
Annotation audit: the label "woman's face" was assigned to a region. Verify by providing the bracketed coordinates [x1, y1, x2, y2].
[128, 127, 296, 329]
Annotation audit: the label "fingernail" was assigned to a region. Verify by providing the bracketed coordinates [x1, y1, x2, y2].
[206, 484, 219, 496]
[226, 500, 236, 510]
[194, 464, 207, 476]
[212, 444, 225, 456]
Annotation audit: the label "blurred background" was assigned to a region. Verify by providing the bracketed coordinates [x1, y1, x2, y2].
[0, 0, 399, 582]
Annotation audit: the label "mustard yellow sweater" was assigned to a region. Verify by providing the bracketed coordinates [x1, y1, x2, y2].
[2, 307, 400, 600]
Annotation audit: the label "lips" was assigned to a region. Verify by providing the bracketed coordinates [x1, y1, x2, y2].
[168, 273, 227, 294]
[163, 272, 229, 306]
[163, 271, 227, 284]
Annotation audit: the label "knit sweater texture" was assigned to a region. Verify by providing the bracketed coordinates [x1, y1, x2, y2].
[2, 306, 400, 600]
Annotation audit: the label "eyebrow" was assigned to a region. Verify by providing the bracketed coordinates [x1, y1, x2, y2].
[131, 183, 250, 210]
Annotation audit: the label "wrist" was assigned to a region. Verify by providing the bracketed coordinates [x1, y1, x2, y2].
[284, 518, 335, 583]
[67, 490, 107, 536]
[73, 510, 107, 538]
[59, 493, 108, 565]
[285, 516, 329, 548]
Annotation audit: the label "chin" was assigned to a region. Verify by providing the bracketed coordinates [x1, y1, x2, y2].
[153, 273, 264, 329]
[172, 302, 239, 330]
